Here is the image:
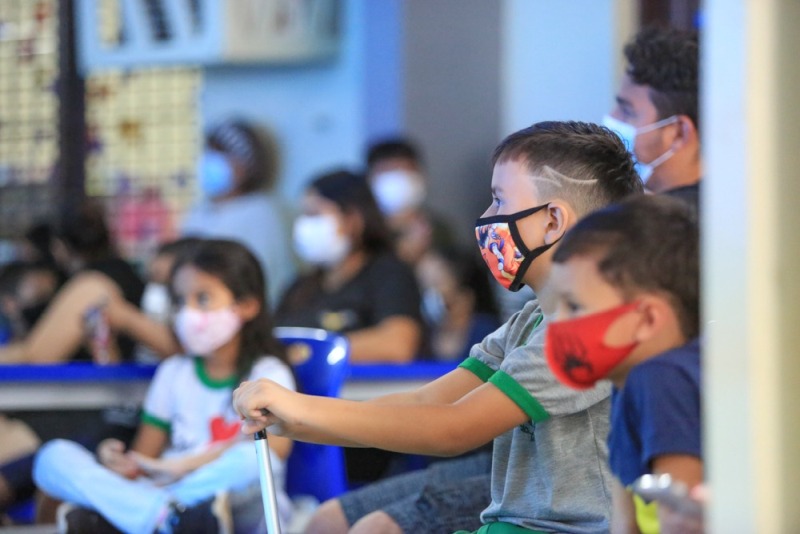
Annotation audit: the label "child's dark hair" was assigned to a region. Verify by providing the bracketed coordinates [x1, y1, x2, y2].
[308, 169, 392, 255]
[54, 200, 116, 262]
[493, 121, 644, 217]
[366, 137, 422, 171]
[624, 26, 700, 132]
[169, 239, 288, 381]
[553, 195, 700, 339]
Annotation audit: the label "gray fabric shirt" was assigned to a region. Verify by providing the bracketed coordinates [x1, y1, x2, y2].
[460, 300, 612, 533]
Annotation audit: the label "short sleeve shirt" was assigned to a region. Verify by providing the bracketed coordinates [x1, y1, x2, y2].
[459, 300, 613, 533]
[275, 252, 422, 333]
[142, 354, 295, 458]
[609, 338, 702, 486]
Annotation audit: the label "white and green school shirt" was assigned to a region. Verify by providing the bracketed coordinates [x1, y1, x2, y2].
[142, 355, 295, 458]
[459, 300, 613, 534]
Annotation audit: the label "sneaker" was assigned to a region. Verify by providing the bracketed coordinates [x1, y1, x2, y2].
[56, 502, 122, 534]
[166, 492, 232, 534]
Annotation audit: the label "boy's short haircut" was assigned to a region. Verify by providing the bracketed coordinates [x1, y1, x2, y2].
[624, 26, 700, 132]
[553, 194, 700, 339]
[493, 121, 643, 217]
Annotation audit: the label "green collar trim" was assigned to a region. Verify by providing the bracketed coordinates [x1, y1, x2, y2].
[193, 357, 238, 389]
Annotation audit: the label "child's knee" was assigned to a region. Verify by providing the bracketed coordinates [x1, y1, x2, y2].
[33, 439, 81, 481]
[304, 498, 349, 534]
[350, 510, 403, 534]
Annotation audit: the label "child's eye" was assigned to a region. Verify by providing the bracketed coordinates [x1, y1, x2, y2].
[197, 292, 210, 307]
[492, 196, 502, 207]
[565, 300, 581, 314]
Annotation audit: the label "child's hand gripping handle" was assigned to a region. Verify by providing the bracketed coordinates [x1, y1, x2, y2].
[254, 429, 282, 534]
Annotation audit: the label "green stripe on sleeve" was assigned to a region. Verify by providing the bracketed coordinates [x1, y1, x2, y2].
[459, 357, 496, 382]
[489, 370, 550, 422]
[140, 411, 171, 432]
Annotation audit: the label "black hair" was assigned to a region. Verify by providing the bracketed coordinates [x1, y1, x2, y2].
[169, 239, 288, 382]
[206, 120, 280, 193]
[23, 222, 57, 264]
[493, 121, 644, 216]
[155, 237, 204, 261]
[54, 201, 115, 262]
[624, 26, 700, 132]
[0, 260, 61, 299]
[553, 194, 700, 339]
[366, 138, 422, 171]
[308, 169, 393, 255]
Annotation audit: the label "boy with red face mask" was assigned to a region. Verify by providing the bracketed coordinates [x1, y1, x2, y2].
[544, 194, 702, 534]
[235, 121, 643, 534]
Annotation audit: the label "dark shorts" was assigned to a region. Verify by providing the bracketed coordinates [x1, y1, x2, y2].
[339, 451, 491, 533]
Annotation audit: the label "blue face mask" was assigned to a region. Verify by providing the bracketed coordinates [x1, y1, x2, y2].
[198, 151, 235, 198]
[602, 115, 678, 184]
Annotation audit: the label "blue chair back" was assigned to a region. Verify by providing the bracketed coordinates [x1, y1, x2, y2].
[274, 327, 349, 502]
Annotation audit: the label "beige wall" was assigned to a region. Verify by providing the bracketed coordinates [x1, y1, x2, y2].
[703, 1, 800, 532]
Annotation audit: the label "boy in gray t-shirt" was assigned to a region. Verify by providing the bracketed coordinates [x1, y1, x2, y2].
[234, 121, 643, 533]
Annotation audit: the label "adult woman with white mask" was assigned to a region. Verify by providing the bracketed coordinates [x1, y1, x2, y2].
[182, 120, 294, 308]
[275, 170, 423, 364]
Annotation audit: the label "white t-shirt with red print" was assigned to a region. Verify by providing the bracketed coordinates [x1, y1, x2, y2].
[142, 354, 295, 458]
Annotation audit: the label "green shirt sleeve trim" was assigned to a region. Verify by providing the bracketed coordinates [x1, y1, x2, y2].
[489, 370, 551, 422]
[141, 411, 171, 432]
[459, 357, 496, 382]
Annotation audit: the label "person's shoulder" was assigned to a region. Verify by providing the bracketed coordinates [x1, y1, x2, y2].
[153, 354, 194, 380]
[367, 251, 414, 275]
[627, 338, 701, 386]
[250, 355, 296, 389]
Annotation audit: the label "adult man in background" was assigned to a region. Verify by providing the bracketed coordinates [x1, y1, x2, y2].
[604, 26, 701, 209]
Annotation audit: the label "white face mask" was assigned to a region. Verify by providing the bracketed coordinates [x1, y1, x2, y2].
[371, 170, 426, 216]
[602, 114, 678, 183]
[174, 306, 242, 356]
[140, 283, 171, 324]
[293, 214, 351, 267]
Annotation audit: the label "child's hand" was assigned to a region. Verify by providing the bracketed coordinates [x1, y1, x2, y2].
[659, 483, 707, 534]
[96, 438, 140, 479]
[129, 452, 191, 485]
[233, 378, 296, 435]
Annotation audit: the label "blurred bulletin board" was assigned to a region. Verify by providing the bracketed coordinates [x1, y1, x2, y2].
[0, 0, 60, 240]
[84, 66, 202, 263]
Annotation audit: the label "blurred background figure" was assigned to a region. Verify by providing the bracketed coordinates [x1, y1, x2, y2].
[276, 169, 423, 364]
[182, 119, 295, 308]
[365, 137, 457, 267]
[416, 245, 500, 361]
[0, 201, 144, 364]
[0, 261, 61, 344]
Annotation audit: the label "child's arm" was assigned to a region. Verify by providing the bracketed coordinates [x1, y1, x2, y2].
[652, 454, 704, 533]
[106, 296, 180, 358]
[347, 316, 421, 363]
[234, 374, 528, 457]
[610, 477, 639, 534]
[96, 423, 168, 479]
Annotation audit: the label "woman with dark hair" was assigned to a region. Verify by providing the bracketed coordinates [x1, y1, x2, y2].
[182, 119, 295, 307]
[276, 169, 423, 363]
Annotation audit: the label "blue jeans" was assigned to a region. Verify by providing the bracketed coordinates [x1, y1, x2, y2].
[33, 439, 290, 533]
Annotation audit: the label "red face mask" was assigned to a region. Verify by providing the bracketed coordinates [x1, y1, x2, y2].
[545, 302, 640, 390]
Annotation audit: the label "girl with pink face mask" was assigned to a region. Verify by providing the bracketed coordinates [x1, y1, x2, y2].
[34, 240, 296, 533]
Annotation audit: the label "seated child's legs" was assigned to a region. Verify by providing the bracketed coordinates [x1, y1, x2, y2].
[168, 440, 292, 527]
[33, 439, 169, 533]
[319, 451, 491, 533]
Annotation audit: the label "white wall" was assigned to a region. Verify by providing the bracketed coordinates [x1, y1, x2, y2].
[200, 0, 368, 201]
[500, 0, 632, 136]
[704, 0, 800, 532]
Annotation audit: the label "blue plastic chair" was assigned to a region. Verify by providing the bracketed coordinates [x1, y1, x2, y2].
[274, 327, 350, 503]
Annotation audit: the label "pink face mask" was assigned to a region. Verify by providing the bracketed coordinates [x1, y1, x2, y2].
[174, 306, 242, 356]
[545, 301, 640, 389]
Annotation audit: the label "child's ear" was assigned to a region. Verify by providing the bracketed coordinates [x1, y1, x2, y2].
[543, 201, 572, 245]
[633, 295, 679, 343]
[236, 296, 261, 322]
